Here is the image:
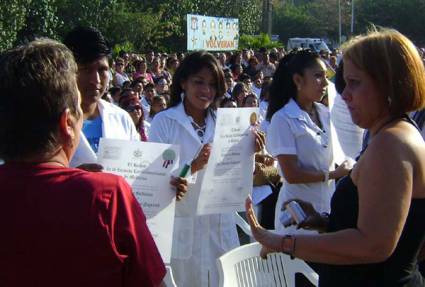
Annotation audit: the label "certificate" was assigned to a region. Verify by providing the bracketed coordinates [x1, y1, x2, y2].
[97, 139, 179, 263]
[197, 107, 258, 215]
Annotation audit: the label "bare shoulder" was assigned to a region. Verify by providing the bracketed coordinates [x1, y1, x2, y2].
[354, 120, 425, 197]
[366, 121, 423, 162]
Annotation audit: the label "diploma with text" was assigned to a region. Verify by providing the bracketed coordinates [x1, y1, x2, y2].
[197, 107, 258, 215]
[98, 139, 179, 263]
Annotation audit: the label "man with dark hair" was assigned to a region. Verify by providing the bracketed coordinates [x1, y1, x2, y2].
[64, 26, 139, 167]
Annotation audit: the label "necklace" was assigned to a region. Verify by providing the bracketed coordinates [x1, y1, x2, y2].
[191, 121, 206, 141]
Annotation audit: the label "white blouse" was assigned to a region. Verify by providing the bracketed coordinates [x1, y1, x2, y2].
[267, 98, 339, 234]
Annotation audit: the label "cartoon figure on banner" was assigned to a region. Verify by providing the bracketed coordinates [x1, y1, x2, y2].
[233, 22, 239, 39]
[226, 21, 231, 37]
[191, 16, 198, 32]
[210, 19, 217, 41]
[233, 21, 239, 48]
[191, 16, 199, 47]
[202, 19, 207, 35]
[162, 149, 176, 168]
[218, 20, 224, 40]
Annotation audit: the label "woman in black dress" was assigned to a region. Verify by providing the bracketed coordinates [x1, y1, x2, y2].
[246, 28, 425, 286]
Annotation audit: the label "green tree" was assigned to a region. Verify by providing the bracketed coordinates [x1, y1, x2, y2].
[0, 0, 30, 51]
[55, 0, 119, 36]
[15, 0, 61, 43]
[355, 0, 425, 44]
[104, 6, 176, 52]
[272, 3, 319, 45]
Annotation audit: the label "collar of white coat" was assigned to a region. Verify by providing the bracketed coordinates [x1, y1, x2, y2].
[98, 98, 139, 140]
[163, 101, 216, 144]
[97, 98, 111, 115]
[283, 98, 329, 123]
[97, 99, 115, 139]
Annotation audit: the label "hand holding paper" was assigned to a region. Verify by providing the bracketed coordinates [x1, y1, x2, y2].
[191, 143, 212, 174]
[170, 176, 188, 201]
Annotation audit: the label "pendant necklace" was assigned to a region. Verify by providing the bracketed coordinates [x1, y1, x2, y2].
[191, 121, 206, 142]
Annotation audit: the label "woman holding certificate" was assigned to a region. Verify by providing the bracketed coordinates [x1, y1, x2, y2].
[150, 51, 264, 287]
[266, 49, 350, 237]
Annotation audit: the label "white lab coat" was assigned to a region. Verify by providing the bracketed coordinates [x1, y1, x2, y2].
[149, 102, 240, 287]
[327, 82, 364, 159]
[267, 99, 343, 235]
[70, 99, 139, 167]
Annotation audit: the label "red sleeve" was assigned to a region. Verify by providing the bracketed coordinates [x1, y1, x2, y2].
[110, 177, 166, 287]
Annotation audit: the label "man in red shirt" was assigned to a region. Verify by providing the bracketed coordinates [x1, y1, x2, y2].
[0, 38, 166, 286]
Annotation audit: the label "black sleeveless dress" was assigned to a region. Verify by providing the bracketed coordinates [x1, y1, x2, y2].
[318, 175, 425, 286]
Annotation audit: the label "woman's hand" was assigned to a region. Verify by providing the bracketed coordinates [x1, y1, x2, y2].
[283, 199, 327, 232]
[190, 144, 212, 174]
[253, 130, 266, 153]
[246, 197, 283, 258]
[170, 176, 188, 201]
[255, 153, 275, 166]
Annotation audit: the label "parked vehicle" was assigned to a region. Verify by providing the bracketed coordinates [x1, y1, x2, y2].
[287, 38, 330, 53]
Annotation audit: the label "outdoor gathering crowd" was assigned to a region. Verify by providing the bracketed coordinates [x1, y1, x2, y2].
[0, 25, 424, 287]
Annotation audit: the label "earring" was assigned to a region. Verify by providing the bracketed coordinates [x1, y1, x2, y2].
[180, 91, 185, 101]
[387, 96, 392, 106]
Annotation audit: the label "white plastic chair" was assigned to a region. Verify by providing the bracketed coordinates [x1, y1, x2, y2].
[217, 242, 318, 287]
[164, 265, 177, 287]
[234, 212, 253, 238]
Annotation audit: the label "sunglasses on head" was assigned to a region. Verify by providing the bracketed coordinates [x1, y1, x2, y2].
[125, 105, 142, 112]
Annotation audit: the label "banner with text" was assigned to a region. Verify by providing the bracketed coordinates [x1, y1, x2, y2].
[187, 14, 239, 51]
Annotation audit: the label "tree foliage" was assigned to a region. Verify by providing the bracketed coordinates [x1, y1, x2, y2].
[0, 0, 31, 51]
[355, 0, 425, 45]
[273, 0, 425, 47]
[16, 0, 61, 43]
[239, 33, 283, 49]
[2, 0, 425, 53]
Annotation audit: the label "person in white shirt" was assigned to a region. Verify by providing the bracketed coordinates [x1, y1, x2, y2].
[329, 60, 364, 159]
[64, 26, 139, 168]
[257, 51, 276, 78]
[113, 57, 130, 87]
[265, 49, 350, 236]
[150, 51, 264, 287]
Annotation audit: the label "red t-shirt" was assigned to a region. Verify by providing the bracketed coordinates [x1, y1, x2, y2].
[0, 163, 165, 287]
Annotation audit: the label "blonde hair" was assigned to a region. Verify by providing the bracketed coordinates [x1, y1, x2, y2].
[343, 28, 425, 116]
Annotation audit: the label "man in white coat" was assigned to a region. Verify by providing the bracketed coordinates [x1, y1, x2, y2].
[64, 27, 139, 168]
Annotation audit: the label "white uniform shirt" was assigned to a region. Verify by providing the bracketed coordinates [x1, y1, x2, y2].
[267, 98, 338, 234]
[327, 82, 364, 159]
[149, 102, 239, 287]
[70, 99, 139, 167]
[113, 72, 130, 87]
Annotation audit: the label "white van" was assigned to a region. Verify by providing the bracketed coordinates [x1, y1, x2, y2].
[287, 38, 330, 53]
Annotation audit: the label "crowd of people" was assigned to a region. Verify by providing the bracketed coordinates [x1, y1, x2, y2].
[0, 25, 424, 287]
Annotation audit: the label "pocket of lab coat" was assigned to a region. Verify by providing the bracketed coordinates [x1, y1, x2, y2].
[171, 217, 194, 259]
[219, 214, 240, 252]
